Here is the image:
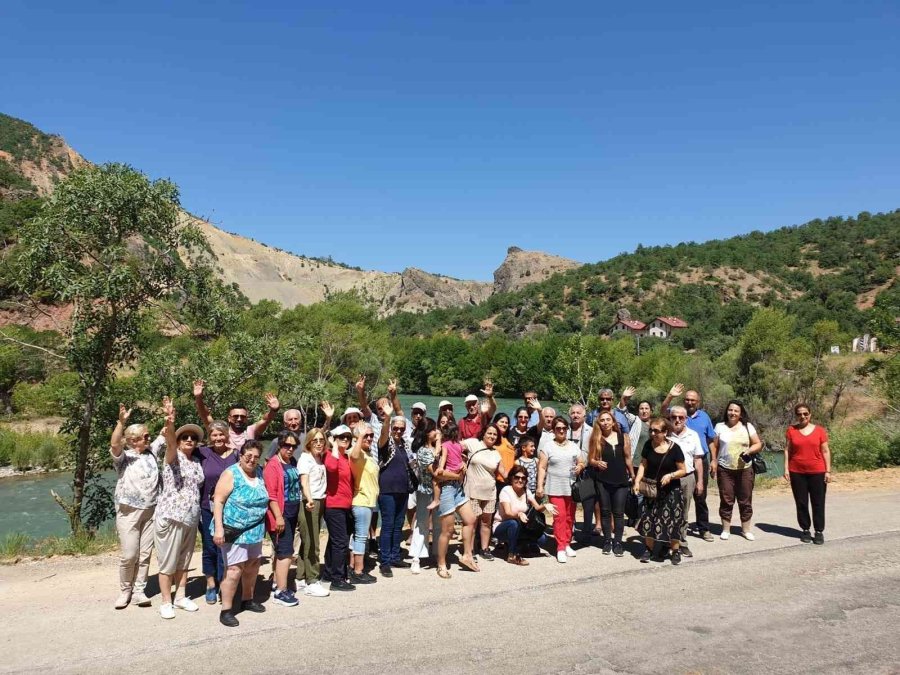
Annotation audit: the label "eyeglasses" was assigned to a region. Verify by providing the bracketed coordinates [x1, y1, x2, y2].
[363, 433, 375, 439]
[179, 434, 199, 442]
[650, 429, 667, 434]
[311, 438, 325, 444]
[554, 426, 568, 432]
[670, 415, 686, 421]
[142, 434, 151, 441]
[511, 476, 526, 482]
[797, 412, 810, 417]
[244, 454, 260, 462]
[391, 427, 405, 432]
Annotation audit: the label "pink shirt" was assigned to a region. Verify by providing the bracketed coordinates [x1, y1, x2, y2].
[228, 426, 256, 452]
[443, 441, 464, 473]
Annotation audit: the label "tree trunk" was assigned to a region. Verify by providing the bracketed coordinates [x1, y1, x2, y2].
[66, 386, 97, 533]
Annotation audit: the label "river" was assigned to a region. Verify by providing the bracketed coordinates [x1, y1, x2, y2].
[0, 395, 784, 539]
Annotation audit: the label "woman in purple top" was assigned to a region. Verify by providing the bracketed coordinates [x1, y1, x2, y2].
[196, 421, 238, 604]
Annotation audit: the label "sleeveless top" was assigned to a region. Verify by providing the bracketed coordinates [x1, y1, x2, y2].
[218, 464, 269, 545]
[596, 431, 630, 486]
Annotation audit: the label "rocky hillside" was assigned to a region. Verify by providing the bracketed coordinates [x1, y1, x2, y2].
[0, 113, 568, 315]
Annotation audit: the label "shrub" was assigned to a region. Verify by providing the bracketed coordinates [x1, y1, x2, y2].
[829, 424, 894, 471]
[11, 444, 33, 471]
[0, 430, 14, 465]
[0, 532, 30, 559]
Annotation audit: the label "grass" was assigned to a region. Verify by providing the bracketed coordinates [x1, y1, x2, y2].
[0, 527, 119, 562]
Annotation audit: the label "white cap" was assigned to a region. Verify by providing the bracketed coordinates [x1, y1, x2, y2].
[438, 400, 453, 409]
[411, 402, 427, 412]
[331, 424, 353, 438]
[341, 407, 362, 421]
[464, 395, 479, 403]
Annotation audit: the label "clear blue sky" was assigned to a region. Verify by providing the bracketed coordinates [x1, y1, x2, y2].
[3, 1, 899, 281]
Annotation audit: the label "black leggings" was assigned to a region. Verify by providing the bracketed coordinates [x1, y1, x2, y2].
[323, 507, 351, 582]
[598, 482, 629, 543]
[790, 472, 827, 533]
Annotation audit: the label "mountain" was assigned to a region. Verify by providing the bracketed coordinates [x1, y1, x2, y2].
[0, 113, 565, 315]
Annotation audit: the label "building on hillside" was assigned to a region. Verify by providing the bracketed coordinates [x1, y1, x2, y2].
[645, 316, 689, 339]
[610, 318, 646, 336]
[852, 334, 878, 353]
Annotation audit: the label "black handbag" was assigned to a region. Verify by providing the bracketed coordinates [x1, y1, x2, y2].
[746, 427, 768, 475]
[521, 505, 547, 538]
[572, 473, 597, 503]
[406, 461, 420, 493]
[625, 491, 641, 522]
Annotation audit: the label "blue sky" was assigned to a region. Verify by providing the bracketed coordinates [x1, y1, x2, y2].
[3, 1, 899, 280]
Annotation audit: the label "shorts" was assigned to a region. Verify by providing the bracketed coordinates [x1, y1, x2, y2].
[270, 512, 298, 558]
[438, 481, 468, 517]
[155, 518, 197, 575]
[221, 541, 264, 566]
[469, 498, 497, 517]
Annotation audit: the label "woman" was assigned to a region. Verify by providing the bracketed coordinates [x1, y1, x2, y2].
[349, 424, 379, 584]
[492, 413, 517, 500]
[784, 403, 831, 545]
[263, 430, 302, 607]
[493, 465, 556, 565]
[410, 418, 442, 574]
[109, 403, 161, 609]
[633, 417, 687, 564]
[297, 428, 330, 597]
[463, 423, 510, 561]
[212, 440, 270, 627]
[588, 411, 634, 557]
[323, 424, 355, 591]
[434, 421, 479, 578]
[711, 400, 763, 541]
[630, 401, 653, 470]
[536, 416, 584, 563]
[375, 403, 415, 576]
[196, 420, 237, 604]
[155, 397, 205, 620]
[508, 406, 532, 447]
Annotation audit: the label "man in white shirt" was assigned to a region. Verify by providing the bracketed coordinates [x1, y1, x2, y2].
[668, 405, 704, 558]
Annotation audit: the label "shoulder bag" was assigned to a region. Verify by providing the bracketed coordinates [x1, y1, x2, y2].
[747, 425, 768, 475]
[638, 442, 672, 500]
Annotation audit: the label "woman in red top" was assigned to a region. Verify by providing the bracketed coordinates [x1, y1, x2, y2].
[784, 403, 831, 545]
[323, 425, 356, 591]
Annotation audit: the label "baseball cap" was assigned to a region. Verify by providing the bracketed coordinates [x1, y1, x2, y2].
[464, 395, 479, 403]
[411, 402, 427, 412]
[438, 400, 453, 409]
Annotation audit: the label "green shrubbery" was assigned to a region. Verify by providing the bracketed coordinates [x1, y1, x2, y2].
[0, 429, 68, 471]
[0, 527, 119, 560]
[829, 422, 900, 471]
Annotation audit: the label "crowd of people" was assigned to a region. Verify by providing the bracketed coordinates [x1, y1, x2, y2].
[110, 379, 832, 626]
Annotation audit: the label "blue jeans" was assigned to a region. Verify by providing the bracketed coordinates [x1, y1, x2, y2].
[351, 505, 374, 555]
[377, 493, 407, 565]
[495, 518, 547, 555]
[199, 508, 225, 585]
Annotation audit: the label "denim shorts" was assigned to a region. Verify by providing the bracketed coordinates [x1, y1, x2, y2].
[438, 481, 468, 517]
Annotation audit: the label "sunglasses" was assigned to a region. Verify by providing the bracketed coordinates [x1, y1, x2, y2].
[363, 433, 375, 439]
[229, 414, 247, 420]
[599, 397, 612, 402]
[336, 435, 352, 441]
[311, 437, 325, 444]
[797, 412, 810, 417]
[650, 429, 667, 434]
[554, 426, 568, 432]
[391, 427, 405, 432]
[511, 476, 526, 481]
[670, 415, 686, 421]
[281, 443, 298, 449]
[179, 434, 199, 442]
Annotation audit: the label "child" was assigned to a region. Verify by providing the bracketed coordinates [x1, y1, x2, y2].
[427, 421, 465, 512]
[516, 437, 538, 495]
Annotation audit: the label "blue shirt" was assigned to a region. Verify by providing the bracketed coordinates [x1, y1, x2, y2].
[586, 407, 631, 434]
[686, 409, 716, 455]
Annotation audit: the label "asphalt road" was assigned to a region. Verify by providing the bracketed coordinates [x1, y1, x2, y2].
[1, 490, 898, 674]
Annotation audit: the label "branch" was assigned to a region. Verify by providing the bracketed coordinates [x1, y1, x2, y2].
[0, 329, 66, 360]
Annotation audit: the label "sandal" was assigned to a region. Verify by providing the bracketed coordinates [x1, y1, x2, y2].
[436, 566, 452, 579]
[459, 557, 480, 573]
[507, 554, 529, 566]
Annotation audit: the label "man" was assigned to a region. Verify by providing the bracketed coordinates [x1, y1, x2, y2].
[667, 405, 704, 558]
[586, 388, 631, 432]
[267, 402, 334, 459]
[663, 384, 717, 541]
[355, 376, 408, 446]
[529, 406, 556, 452]
[410, 402, 427, 436]
[458, 380, 496, 440]
[341, 407, 363, 430]
[567, 403, 592, 454]
[523, 390, 542, 427]
[193, 379, 279, 451]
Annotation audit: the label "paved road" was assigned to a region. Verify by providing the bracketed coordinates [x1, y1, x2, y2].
[1, 490, 898, 674]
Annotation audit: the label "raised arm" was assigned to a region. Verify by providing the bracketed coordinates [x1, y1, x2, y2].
[377, 401, 393, 449]
[349, 429, 365, 462]
[110, 403, 132, 457]
[319, 400, 334, 430]
[659, 383, 684, 416]
[355, 375, 373, 420]
[193, 379, 214, 430]
[252, 392, 280, 437]
[388, 379, 403, 416]
[618, 386, 637, 424]
[481, 380, 497, 423]
[162, 396, 177, 465]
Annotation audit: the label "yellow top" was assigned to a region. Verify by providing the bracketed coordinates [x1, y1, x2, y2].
[351, 454, 380, 508]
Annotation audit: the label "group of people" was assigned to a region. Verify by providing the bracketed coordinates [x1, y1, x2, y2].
[110, 378, 832, 627]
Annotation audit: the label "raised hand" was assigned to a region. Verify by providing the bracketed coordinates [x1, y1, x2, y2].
[162, 396, 175, 423]
[265, 392, 280, 411]
[622, 386, 636, 399]
[192, 379, 205, 397]
[526, 396, 541, 411]
[669, 383, 684, 398]
[480, 379, 494, 397]
[118, 403, 132, 425]
[382, 401, 394, 419]
[387, 379, 398, 396]
[355, 375, 366, 393]
[320, 400, 334, 418]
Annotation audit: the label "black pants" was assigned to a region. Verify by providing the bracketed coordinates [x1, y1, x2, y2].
[694, 454, 711, 533]
[790, 472, 827, 533]
[323, 507, 351, 582]
[598, 482, 628, 543]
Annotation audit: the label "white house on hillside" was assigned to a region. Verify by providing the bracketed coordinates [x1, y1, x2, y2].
[645, 316, 689, 338]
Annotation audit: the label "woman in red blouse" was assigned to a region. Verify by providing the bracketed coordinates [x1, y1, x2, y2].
[784, 404, 831, 545]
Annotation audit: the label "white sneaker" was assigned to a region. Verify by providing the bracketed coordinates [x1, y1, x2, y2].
[297, 579, 308, 591]
[159, 602, 176, 620]
[304, 581, 330, 598]
[173, 597, 199, 612]
[114, 590, 132, 609]
[132, 592, 151, 607]
[720, 531, 730, 540]
[741, 530, 755, 541]
[556, 551, 567, 563]
[565, 545, 577, 557]
[411, 559, 421, 574]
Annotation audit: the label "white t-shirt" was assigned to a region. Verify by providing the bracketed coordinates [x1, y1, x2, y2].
[668, 428, 702, 475]
[493, 485, 534, 529]
[297, 452, 327, 499]
[715, 422, 758, 471]
[540, 441, 581, 496]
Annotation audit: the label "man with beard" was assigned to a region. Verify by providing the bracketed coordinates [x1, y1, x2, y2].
[193, 380, 280, 451]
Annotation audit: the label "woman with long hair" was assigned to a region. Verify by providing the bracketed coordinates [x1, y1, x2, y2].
[587, 411, 634, 557]
[492, 413, 517, 500]
[784, 403, 831, 545]
[410, 417, 442, 573]
[296, 428, 330, 597]
[710, 400, 763, 541]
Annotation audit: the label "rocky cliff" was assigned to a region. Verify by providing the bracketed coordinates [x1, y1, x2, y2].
[493, 246, 581, 294]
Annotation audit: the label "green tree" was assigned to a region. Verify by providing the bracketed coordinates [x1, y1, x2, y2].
[12, 163, 222, 533]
